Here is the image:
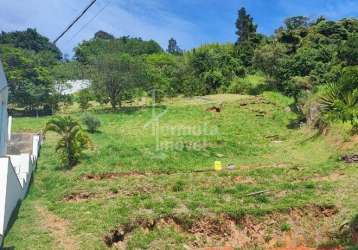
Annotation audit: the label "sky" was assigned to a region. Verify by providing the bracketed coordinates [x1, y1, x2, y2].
[1, 0, 358, 56]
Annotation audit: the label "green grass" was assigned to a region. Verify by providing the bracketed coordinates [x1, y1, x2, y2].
[4, 93, 358, 249]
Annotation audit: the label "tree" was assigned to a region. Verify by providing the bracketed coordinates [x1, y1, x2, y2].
[146, 53, 181, 100]
[94, 30, 115, 40]
[253, 42, 288, 80]
[77, 88, 93, 111]
[339, 33, 358, 66]
[90, 53, 146, 109]
[185, 43, 244, 95]
[0, 45, 56, 110]
[0, 28, 62, 59]
[284, 16, 310, 30]
[74, 36, 162, 63]
[167, 38, 182, 55]
[235, 7, 257, 44]
[44, 116, 91, 168]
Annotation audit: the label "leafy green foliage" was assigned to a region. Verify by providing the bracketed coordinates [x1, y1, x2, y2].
[145, 53, 183, 100]
[81, 113, 101, 133]
[184, 43, 244, 95]
[339, 34, 358, 66]
[0, 28, 61, 59]
[77, 89, 93, 111]
[319, 76, 358, 132]
[75, 36, 162, 63]
[44, 116, 91, 168]
[0, 45, 56, 110]
[89, 53, 146, 109]
[253, 42, 288, 80]
[284, 16, 310, 30]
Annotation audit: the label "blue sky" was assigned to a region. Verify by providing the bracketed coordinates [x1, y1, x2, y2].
[1, 0, 358, 56]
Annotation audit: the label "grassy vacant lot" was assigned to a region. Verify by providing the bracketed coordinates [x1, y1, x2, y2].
[4, 93, 358, 249]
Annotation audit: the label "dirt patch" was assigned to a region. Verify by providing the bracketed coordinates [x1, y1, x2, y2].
[64, 192, 99, 202]
[239, 163, 291, 170]
[234, 176, 256, 184]
[238, 96, 277, 107]
[311, 172, 346, 182]
[103, 204, 339, 249]
[341, 154, 358, 164]
[207, 106, 221, 113]
[64, 187, 153, 202]
[81, 171, 149, 180]
[36, 205, 79, 250]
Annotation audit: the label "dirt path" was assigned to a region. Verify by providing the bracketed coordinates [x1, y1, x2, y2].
[36, 205, 79, 250]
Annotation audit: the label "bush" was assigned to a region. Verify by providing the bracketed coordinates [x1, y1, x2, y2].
[77, 89, 92, 111]
[44, 116, 91, 168]
[226, 74, 267, 95]
[227, 77, 251, 94]
[82, 114, 101, 133]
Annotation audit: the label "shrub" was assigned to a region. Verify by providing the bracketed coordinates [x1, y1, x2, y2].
[172, 180, 185, 192]
[319, 83, 357, 133]
[77, 89, 92, 111]
[280, 222, 291, 232]
[227, 76, 251, 94]
[82, 114, 101, 133]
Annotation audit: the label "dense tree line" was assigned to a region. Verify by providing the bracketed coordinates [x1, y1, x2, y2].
[0, 9, 356, 130]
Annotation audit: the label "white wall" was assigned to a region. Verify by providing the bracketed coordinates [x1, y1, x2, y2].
[0, 88, 8, 157]
[0, 60, 8, 157]
[0, 134, 41, 242]
[0, 157, 22, 235]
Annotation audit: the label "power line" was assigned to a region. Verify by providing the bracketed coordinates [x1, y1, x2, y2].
[54, 0, 97, 44]
[68, 0, 112, 42]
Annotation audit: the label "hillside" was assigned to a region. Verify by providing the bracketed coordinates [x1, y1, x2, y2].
[3, 93, 358, 249]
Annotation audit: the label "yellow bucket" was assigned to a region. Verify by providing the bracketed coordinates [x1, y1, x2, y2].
[214, 161, 223, 171]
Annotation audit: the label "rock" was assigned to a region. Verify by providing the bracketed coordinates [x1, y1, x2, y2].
[341, 154, 358, 163]
[227, 164, 236, 170]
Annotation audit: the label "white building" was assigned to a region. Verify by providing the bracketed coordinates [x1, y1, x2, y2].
[0, 60, 41, 246]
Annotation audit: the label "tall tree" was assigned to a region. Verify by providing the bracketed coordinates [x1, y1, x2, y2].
[0, 28, 62, 59]
[339, 33, 358, 66]
[167, 38, 182, 55]
[89, 53, 146, 109]
[0, 45, 55, 110]
[235, 7, 257, 44]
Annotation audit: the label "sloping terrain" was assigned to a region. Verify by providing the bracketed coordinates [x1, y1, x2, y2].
[4, 93, 358, 249]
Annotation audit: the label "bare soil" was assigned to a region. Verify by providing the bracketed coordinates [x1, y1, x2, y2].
[103, 204, 340, 249]
[36, 205, 79, 250]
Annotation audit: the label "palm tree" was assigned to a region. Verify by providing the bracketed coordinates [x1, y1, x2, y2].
[44, 116, 91, 168]
[319, 83, 358, 133]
